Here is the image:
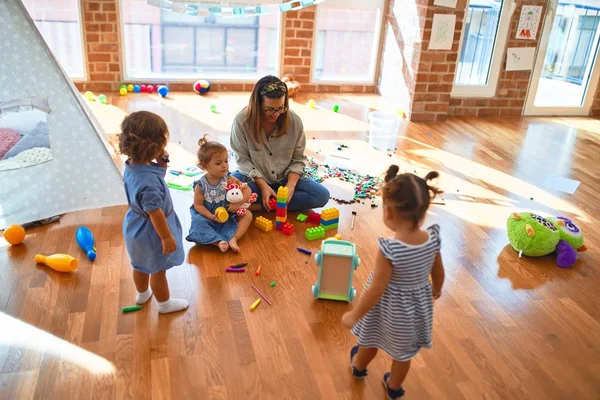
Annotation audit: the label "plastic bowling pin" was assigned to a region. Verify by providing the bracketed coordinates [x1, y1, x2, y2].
[34, 254, 78, 272]
[214, 206, 229, 222]
[76, 226, 97, 261]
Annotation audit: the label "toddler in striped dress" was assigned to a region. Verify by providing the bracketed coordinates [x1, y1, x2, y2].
[342, 165, 446, 399]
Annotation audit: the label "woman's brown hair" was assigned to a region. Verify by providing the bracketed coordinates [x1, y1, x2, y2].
[119, 111, 168, 164]
[196, 134, 228, 169]
[382, 165, 442, 228]
[243, 75, 289, 144]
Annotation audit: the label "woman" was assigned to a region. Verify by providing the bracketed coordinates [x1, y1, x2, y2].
[230, 76, 329, 212]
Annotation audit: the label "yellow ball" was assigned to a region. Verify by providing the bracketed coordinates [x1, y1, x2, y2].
[119, 88, 128, 96]
[4, 224, 26, 245]
[127, 84, 134, 92]
[308, 99, 316, 108]
[85, 91, 94, 100]
[397, 109, 405, 118]
[334, 234, 342, 240]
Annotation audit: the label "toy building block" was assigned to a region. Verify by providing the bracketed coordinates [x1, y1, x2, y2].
[268, 197, 277, 210]
[282, 222, 295, 236]
[305, 226, 325, 240]
[307, 211, 321, 224]
[297, 213, 308, 222]
[255, 216, 273, 232]
[321, 219, 339, 231]
[311, 239, 360, 302]
[276, 207, 287, 218]
[276, 186, 288, 202]
[321, 207, 340, 221]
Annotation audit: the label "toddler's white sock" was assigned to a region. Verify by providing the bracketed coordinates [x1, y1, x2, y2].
[136, 288, 153, 304]
[158, 298, 189, 314]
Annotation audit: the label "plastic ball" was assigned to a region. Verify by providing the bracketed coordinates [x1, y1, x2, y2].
[119, 84, 127, 90]
[333, 104, 340, 113]
[119, 88, 127, 96]
[308, 99, 316, 108]
[157, 85, 169, 98]
[193, 79, 211, 95]
[210, 104, 217, 113]
[84, 91, 94, 100]
[141, 84, 147, 92]
[4, 224, 26, 245]
[397, 109, 405, 118]
[146, 85, 155, 93]
[133, 85, 141, 93]
[127, 84, 134, 92]
[98, 94, 108, 104]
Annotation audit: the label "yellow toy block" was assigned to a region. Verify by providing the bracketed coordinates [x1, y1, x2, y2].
[321, 207, 340, 221]
[255, 216, 273, 232]
[277, 186, 288, 201]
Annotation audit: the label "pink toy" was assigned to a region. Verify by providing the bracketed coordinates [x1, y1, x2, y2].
[223, 181, 257, 217]
[147, 85, 155, 93]
[141, 84, 147, 92]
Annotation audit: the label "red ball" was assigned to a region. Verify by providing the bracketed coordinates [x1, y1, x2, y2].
[146, 85, 155, 93]
[140, 84, 147, 92]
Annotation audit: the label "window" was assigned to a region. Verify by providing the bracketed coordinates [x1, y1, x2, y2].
[121, 0, 281, 80]
[21, 0, 86, 79]
[313, 0, 385, 83]
[452, 0, 513, 97]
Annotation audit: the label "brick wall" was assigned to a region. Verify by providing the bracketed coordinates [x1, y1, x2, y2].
[378, 0, 550, 122]
[449, 0, 547, 118]
[79, 0, 121, 92]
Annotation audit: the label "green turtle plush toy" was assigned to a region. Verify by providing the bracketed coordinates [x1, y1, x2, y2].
[507, 212, 586, 268]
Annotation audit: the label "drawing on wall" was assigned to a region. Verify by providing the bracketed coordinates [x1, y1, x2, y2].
[428, 14, 456, 50]
[433, 0, 458, 8]
[516, 5, 542, 40]
[506, 47, 536, 71]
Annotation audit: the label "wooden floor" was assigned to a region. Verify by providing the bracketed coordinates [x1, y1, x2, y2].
[2, 92, 600, 400]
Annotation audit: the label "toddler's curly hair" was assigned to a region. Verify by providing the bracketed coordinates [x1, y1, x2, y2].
[197, 134, 228, 169]
[119, 111, 169, 163]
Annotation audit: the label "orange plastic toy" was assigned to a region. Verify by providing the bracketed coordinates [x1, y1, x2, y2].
[34, 254, 79, 272]
[3, 224, 26, 245]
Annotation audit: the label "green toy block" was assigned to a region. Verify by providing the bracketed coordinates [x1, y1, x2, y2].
[297, 213, 308, 222]
[305, 226, 325, 240]
[322, 223, 338, 231]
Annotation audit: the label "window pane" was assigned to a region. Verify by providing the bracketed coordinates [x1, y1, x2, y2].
[314, 1, 384, 82]
[21, 0, 85, 78]
[455, 0, 503, 85]
[121, 0, 279, 79]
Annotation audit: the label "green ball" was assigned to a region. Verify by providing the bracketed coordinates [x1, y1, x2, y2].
[270, 281, 276, 287]
[210, 104, 217, 113]
[333, 104, 340, 112]
[98, 94, 108, 104]
[120, 84, 127, 90]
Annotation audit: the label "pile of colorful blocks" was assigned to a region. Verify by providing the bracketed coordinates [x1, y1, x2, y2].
[320, 208, 339, 231]
[275, 186, 288, 231]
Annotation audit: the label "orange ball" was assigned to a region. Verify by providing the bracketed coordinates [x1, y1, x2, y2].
[4, 224, 26, 245]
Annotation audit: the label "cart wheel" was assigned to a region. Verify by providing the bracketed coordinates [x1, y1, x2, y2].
[312, 285, 318, 298]
[315, 252, 322, 264]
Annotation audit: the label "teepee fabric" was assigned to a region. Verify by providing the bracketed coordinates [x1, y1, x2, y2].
[0, 0, 125, 229]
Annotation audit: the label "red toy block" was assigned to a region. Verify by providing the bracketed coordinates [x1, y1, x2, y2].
[282, 222, 295, 236]
[307, 211, 321, 224]
[276, 207, 287, 218]
[268, 197, 277, 210]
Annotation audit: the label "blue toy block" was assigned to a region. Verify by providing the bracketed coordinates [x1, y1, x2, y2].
[320, 218, 339, 226]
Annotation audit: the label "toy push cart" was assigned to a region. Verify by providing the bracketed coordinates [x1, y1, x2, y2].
[312, 240, 360, 302]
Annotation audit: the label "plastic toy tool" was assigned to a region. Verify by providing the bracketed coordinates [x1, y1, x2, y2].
[76, 226, 97, 261]
[34, 254, 79, 272]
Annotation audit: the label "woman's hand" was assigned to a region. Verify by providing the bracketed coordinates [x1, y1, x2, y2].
[341, 312, 358, 329]
[261, 186, 277, 211]
[156, 150, 169, 168]
[285, 185, 296, 205]
[161, 235, 177, 254]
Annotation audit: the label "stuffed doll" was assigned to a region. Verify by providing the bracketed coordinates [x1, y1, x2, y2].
[223, 181, 257, 217]
[507, 212, 586, 268]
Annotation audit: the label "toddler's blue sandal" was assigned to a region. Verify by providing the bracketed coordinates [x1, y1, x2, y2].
[350, 346, 368, 379]
[382, 372, 405, 399]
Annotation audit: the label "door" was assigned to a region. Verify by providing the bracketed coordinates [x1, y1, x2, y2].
[525, 0, 600, 116]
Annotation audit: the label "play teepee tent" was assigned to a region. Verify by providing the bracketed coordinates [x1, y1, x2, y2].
[0, 0, 125, 230]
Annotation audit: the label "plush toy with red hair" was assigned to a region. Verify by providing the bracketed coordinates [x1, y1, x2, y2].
[223, 179, 257, 217]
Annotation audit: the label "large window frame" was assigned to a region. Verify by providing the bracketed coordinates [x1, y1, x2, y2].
[452, 0, 515, 98]
[311, 0, 386, 85]
[119, 0, 283, 82]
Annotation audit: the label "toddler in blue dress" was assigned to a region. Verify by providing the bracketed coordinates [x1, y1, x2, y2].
[186, 135, 254, 252]
[120, 111, 188, 314]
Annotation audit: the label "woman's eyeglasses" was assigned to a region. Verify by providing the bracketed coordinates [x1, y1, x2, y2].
[263, 106, 288, 116]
